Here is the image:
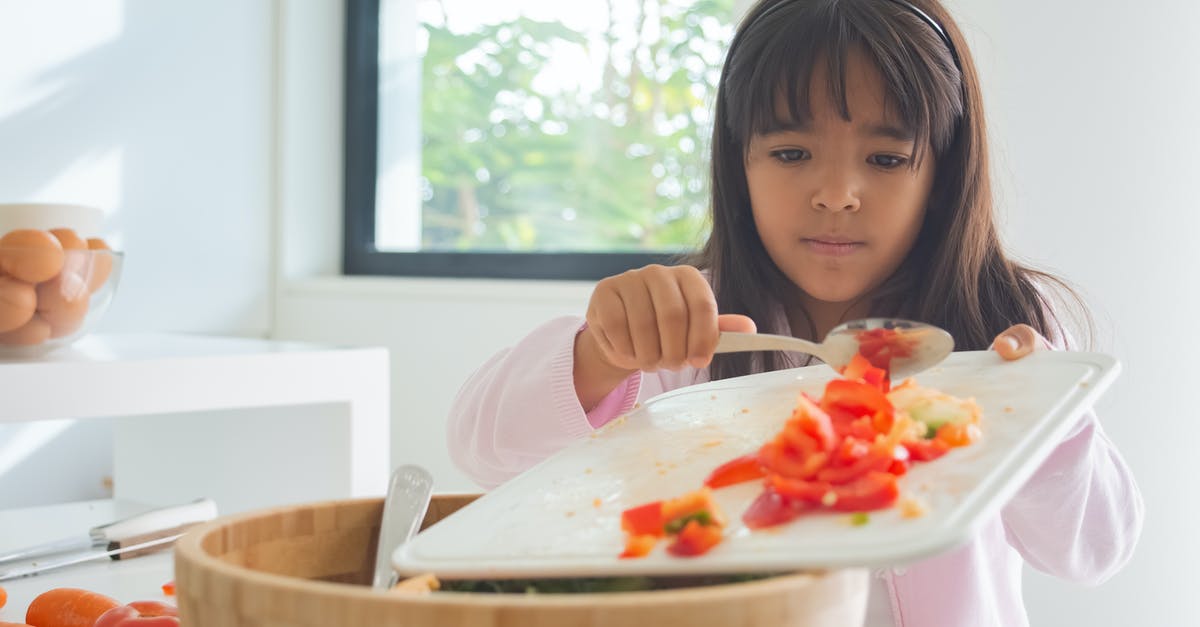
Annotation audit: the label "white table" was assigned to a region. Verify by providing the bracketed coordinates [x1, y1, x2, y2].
[0, 332, 391, 511]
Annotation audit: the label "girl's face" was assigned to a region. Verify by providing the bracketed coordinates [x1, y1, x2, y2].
[744, 48, 935, 316]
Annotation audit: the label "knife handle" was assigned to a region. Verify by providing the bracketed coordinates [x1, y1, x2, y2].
[91, 498, 218, 543]
[106, 524, 196, 560]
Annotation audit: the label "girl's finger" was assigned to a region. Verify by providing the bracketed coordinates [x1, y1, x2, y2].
[676, 271, 719, 368]
[619, 278, 662, 371]
[645, 268, 690, 370]
[587, 281, 635, 369]
[992, 324, 1039, 361]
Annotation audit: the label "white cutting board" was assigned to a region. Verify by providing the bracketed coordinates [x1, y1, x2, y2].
[395, 350, 1119, 579]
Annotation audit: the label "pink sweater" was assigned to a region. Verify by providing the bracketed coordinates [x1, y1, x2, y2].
[447, 315, 1143, 627]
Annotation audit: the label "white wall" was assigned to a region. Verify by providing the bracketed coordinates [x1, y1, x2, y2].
[0, 0, 274, 506]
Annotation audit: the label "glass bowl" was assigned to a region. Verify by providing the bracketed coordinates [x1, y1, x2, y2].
[0, 247, 124, 359]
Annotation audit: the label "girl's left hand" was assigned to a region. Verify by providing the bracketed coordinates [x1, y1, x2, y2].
[991, 324, 1051, 361]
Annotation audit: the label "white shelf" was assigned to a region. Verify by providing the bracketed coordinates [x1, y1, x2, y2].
[0, 332, 391, 514]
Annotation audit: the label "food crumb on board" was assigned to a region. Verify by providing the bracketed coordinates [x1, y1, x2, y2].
[847, 512, 870, 526]
[702, 440, 723, 448]
[658, 469, 668, 475]
[565, 511, 576, 518]
[1004, 406, 1014, 413]
[584, 468, 593, 474]
[1080, 382, 1090, 388]
[899, 496, 928, 519]
[741, 408, 750, 414]
[710, 394, 718, 400]
[391, 573, 441, 595]
[593, 498, 603, 508]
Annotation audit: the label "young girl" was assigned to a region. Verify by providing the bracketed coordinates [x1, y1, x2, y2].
[447, 0, 1143, 625]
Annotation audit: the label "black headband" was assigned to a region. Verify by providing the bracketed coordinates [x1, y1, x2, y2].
[741, 0, 962, 71]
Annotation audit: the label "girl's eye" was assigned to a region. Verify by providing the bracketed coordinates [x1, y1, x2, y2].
[769, 148, 809, 163]
[868, 154, 909, 169]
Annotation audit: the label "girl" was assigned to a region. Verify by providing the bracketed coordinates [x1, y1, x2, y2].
[447, 0, 1143, 625]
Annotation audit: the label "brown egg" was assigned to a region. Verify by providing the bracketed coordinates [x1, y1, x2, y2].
[0, 313, 51, 346]
[37, 272, 90, 312]
[0, 229, 65, 283]
[85, 237, 114, 293]
[0, 276, 37, 333]
[49, 227, 87, 250]
[38, 289, 90, 339]
[51, 228, 90, 278]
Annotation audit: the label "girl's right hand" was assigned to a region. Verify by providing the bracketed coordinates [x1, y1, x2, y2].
[574, 264, 755, 408]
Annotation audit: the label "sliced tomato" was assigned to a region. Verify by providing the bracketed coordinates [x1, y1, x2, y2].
[666, 519, 724, 556]
[620, 501, 664, 537]
[903, 438, 951, 462]
[767, 474, 833, 505]
[935, 422, 980, 448]
[816, 443, 893, 485]
[828, 472, 900, 512]
[758, 439, 827, 480]
[704, 453, 767, 489]
[619, 533, 659, 559]
[831, 436, 870, 467]
[742, 486, 808, 529]
[790, 394, 837, 452]
[841, 353, 890, 393]
[821, 379, 895, 434]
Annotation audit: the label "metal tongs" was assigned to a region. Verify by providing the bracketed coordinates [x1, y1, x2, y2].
[0, 497, 218, 581]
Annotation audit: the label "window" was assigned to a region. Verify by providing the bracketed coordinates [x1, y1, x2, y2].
[344, 0, 736, 279]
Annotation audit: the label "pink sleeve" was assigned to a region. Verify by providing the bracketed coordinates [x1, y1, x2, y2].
[446, 315, 702, 488]
[999, 332, 1144, 585]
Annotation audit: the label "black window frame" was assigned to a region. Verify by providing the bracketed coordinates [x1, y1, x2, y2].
[342, 0, 681, 280]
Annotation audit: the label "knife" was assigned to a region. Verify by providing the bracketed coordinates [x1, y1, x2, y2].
[0, 524, 193, 581]
[0, 497, 218, 566]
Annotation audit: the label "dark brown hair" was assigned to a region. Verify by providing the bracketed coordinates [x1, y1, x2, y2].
[690, 0, 1089, 380]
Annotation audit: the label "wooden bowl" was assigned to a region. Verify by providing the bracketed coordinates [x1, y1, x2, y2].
[174, 495, 867, 627]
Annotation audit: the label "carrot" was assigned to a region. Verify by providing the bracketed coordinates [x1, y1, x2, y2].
[25, 588, 120, 627]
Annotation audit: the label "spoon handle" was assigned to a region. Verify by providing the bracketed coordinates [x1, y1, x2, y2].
[714, 332, 827, 360]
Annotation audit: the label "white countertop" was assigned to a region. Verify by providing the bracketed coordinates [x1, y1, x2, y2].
[0, 499, 176, 621]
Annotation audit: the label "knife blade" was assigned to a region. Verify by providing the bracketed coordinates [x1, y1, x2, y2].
[0, 497, 217, 566]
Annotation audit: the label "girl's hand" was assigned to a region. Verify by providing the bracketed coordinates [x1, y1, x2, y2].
[991, 324, 1051, 361]
[575, 264, 754, 409]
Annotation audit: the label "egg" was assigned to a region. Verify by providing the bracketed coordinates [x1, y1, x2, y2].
[0, 276, 37, 333]
[39, 296, 90, 339]
[0, 313, 51, 347]
[51, 227, 90, 278]
[85, 237, 114, 293]
[36, 272, 89, 312]
[0, 229, 65, 283]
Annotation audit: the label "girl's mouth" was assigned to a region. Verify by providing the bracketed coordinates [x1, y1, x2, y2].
[802, 238, 864, 257]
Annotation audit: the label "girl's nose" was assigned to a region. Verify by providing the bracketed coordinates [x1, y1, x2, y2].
[811, 174, 861, 213]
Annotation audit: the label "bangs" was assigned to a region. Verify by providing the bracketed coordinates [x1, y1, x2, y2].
[722, 0, 962, 161]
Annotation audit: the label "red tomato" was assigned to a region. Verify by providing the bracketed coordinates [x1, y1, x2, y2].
[93, 602, 179, 627]
[790, 395, 837, 452]
[741, 486, 808, 529]
[758, 439, 827, 480]
[620, 501, 664, 537]
[840, 353, 890, 392]
[619, 533, 658, 559]
[666, 520, 724, 556]
[821, 379, 895, 434]
[831, 436, 870, 467]
[903, 438, 951, 461]
[816, 443, 893, 484]
[828, 472, 900, 512]
[704, 454, 767, 489]
[767, 475, 833, 505]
